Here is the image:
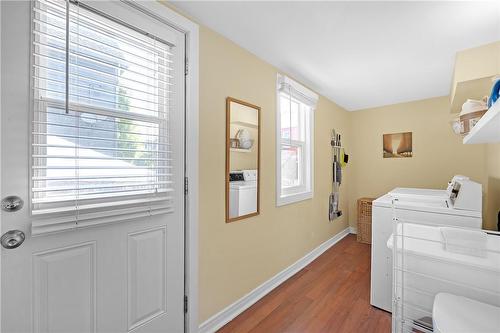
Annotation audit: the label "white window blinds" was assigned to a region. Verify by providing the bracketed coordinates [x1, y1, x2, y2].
[31, 0, 175, 235]
[277, 75, 319, 107]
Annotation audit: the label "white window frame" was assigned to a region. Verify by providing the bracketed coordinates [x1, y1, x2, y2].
[276, 74, 318, 206]
[30, 0, 175, 220]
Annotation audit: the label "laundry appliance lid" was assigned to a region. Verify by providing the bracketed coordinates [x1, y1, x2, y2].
[387, 223, 500, 271]
[392, 198, 481, 218]
[389, 187, 448, 199]
[433, 293, 500, 333]
[229, 180, 257, 190]
[374, 187, 449, 208]
[373, 194, 393, 208]
[372, 192, 449, 209]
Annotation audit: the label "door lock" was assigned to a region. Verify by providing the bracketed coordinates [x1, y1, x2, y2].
[1, 196, 24, 212]
[1, 230, 25, 249]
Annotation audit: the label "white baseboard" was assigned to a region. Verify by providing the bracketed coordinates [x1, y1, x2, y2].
[198, 227, 351, 333]
[349, 226, 357, 234]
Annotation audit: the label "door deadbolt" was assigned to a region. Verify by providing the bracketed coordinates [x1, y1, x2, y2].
[1, 196, 24, 212]
[1, 230, 25, 249]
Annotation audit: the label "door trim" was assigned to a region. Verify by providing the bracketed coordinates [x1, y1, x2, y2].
[130, 3, 200, 333]
[0, 2, 3, 329]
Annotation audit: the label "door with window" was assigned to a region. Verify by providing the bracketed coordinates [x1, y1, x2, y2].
[1, 1, 185, 332]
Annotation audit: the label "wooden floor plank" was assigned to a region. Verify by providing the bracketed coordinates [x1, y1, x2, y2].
[217, 235, 391, 333]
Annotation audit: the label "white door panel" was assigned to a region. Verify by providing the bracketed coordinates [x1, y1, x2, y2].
[1, 1, 186, 332]
[33, 242, 97, 333]
[127, 226, 167, 331]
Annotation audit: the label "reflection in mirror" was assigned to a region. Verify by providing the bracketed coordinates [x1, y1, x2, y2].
[226, 97, 260, 222]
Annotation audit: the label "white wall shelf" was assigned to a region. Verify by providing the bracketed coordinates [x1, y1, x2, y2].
[463, 101, 500, 144]
[231, 121, 258, 129]
[230, 148, 252, 153]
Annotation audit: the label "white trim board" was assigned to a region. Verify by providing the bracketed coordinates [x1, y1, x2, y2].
[349, 226, 357, 234]
[0, 2, 3, 329]
[199, 227, 351, 333]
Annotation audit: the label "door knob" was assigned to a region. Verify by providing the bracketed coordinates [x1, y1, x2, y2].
[1, 196, 24, 212]
[1, 230, 25, 249]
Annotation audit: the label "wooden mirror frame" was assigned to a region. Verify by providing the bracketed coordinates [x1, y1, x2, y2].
[225, 97, 261, 223]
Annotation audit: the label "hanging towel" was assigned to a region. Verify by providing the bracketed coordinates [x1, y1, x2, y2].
[340, 149, 347, 168]
[440, 227, 487, 258]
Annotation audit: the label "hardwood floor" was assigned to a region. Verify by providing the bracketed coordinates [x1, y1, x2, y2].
[217, 234, 391, 333]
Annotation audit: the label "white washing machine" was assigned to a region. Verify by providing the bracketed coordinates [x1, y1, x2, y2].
[370, 176, 483, 312]
[388, 175, 470, 201]
[229, 170, 257, 218]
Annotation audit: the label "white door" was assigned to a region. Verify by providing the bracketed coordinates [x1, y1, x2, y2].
[1, 1, 186, 332]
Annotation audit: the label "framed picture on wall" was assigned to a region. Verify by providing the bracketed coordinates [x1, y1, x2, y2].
[383, 132, 412, 158]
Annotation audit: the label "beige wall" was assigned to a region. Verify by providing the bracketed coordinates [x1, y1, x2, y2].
[348, 97, 488, 228]
[164, 2, 497, 324]
[198, 27, 495, 323]
[451, 41, 500, 99]
[199, 26, 352, 322]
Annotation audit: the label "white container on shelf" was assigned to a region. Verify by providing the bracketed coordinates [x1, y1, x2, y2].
[458, 98, 488, 136]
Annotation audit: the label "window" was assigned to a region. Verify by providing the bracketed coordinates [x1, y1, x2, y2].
[276, 74, 318, 206]
[31, 0, 177, 234]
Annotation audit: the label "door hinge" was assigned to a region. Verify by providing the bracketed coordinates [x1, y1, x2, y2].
[184, 60, 189, 76]
[184, 295, 188, 313]
[184, 177, 189, 195]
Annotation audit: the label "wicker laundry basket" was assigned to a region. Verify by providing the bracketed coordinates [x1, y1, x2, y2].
[357, 198, 375, 244]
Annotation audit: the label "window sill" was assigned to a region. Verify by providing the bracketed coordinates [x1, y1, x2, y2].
[276, 191, 313, 207]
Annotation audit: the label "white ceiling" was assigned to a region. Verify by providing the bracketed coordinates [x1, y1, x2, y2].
[171, 1, 500, 111]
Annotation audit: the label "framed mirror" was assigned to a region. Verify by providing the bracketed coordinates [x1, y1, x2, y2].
[226, 97, 261, 223]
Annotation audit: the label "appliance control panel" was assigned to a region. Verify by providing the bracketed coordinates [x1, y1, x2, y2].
[449, 179, 482, 211]
[229, 172, 245, 182]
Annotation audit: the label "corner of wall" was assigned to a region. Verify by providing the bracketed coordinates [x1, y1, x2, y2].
[346, 96, 489, 230]
[485, 143, 500, 230]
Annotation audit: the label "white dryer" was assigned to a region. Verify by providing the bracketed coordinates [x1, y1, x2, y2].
[388, 175, 470, 201]
[370, 177, 483, 312]
[229, 170, 257, 218]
